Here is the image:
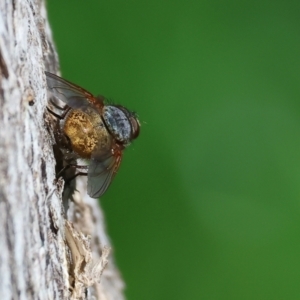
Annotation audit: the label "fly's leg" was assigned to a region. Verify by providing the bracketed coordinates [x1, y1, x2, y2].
[57, 164, 88, 182]
[47, 98, 71, 120]
[66, 171, 88, 183]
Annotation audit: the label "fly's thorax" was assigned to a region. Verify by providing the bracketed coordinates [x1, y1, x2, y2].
[102, 105, 140, 144]
[63, 107, 110, 159]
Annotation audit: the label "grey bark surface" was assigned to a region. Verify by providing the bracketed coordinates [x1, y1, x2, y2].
[0, 1, 124, 299]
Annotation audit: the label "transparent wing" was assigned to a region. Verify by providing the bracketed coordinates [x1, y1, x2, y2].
[45, 71, 104, 110]
[87, 150, 122, 198]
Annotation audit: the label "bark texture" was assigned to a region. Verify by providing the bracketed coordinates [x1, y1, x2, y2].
[0, 1, 124, 299]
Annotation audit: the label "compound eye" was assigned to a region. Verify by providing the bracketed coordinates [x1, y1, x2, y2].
[130, 116, 140, 140]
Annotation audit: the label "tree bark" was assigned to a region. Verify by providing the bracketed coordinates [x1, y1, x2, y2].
[0, 1, 124, 299]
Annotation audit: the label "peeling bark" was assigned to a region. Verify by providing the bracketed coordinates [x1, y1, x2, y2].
[0, 1, 124, 299]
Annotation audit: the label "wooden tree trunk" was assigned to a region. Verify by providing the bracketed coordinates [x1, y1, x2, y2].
[0, 1, 124, 299]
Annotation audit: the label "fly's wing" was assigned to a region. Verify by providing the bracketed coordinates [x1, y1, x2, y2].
[45, 71, 104, 110]
[87, 144, 123, 198]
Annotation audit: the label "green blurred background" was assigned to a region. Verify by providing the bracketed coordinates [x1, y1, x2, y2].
[47, 1, 300, 299]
